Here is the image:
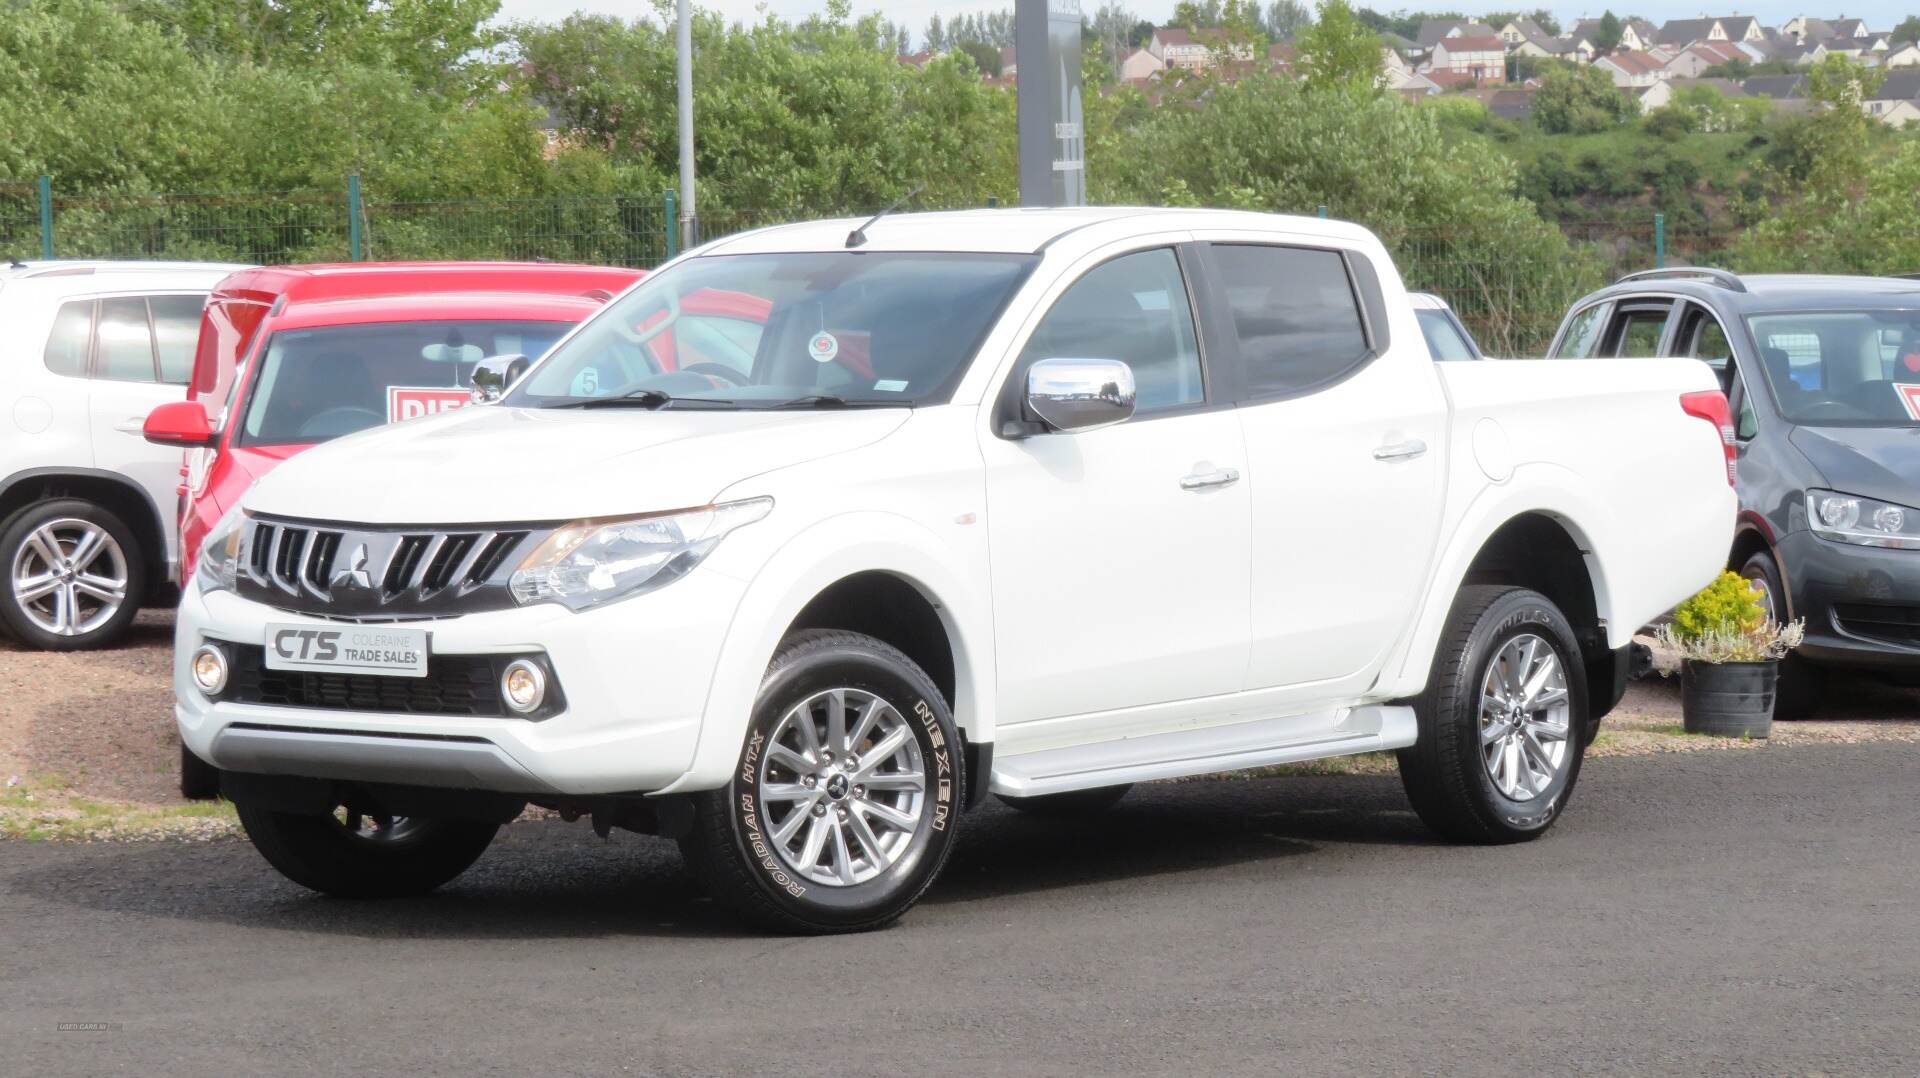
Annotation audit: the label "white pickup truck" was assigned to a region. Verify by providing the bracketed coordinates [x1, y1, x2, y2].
[175, 209, 1736, 932]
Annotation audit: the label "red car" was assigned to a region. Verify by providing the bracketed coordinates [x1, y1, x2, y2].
[144, 262, 642, 580]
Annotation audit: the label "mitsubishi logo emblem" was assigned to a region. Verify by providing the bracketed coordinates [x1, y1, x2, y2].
[331, 543, 374, 591]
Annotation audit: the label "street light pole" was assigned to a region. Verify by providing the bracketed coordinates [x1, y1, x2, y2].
[676, 0, 698, 251]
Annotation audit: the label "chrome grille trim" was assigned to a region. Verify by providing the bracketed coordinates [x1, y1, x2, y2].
[236, 515, 547, 618]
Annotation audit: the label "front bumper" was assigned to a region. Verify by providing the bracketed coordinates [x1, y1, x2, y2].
[174, 566, 748, 796]
[1779, 530, 1920, 674]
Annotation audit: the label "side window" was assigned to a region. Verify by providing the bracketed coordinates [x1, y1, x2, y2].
[1605, 303, 1674, 358]
[95, 297, 158, 382]
[1210, 244, 1370, 398]
[1416, 309, 1477, 361]
[149, 295, 206, 386]
[1018, 248, 1204, 414]
[43, 300, 94, 377]
[1553, 303, 1608, 358]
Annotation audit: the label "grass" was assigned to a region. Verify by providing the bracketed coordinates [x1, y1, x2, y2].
[1, 776, 237, 842]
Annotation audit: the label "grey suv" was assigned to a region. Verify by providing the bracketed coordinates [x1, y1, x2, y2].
[1549, 268, 1920, 712]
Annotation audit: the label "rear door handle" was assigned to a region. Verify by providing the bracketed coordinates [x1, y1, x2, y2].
[1180, 466, 1241, 491]
[1372, 439, 1427, 462]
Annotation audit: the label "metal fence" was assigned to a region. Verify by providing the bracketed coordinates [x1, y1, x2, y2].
[3, 178, 1741, 356]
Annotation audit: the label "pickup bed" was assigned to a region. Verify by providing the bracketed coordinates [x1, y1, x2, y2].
[174, 208, 1736, 932]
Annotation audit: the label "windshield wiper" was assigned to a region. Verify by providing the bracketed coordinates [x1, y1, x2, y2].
[768, 395, 903, 409]
[559, 389, 733, 410]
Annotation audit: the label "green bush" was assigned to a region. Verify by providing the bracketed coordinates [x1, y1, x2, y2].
[1668, 571, 1765, 642]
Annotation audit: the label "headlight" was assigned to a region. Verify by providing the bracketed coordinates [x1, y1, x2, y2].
[195, 507, 248, 594]
[509, 497, 771, 611]
[1807, 490, 1920, 549]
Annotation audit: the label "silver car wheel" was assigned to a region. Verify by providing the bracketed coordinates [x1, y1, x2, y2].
[1478, 633, 1573, 801]
[758, 687, 928, 887]
[332, 806, 422, 844]
[11, 518, 129, 638]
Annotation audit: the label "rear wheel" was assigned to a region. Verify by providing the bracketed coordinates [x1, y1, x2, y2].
[680, 630, 963, 934]
[235, 800, 498, 898]
[1738, 549, 1822, 719]
[1398, 586, 1588, 844]
[997, 784, 1132, 816]
[0, 499, 146, 651]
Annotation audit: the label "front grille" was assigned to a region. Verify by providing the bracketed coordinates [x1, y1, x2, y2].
[1833, 603, 1920, 647]
[235, 515, 549, 618]
[221, 644, 563, 719]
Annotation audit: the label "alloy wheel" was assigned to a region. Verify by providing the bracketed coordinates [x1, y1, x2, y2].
[756, 687, 929, 887]
[1478, 633, 1573, 801]
[11, 518, 129, 638]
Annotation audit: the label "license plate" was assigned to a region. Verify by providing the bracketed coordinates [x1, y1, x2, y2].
[263, 623, 429, 678]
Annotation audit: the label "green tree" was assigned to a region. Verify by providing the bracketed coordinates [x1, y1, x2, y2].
[1892, 15, 1920, 44]
[1592, 11, 1623, 54]
[1532, 63, 1632, 133]
[1296, 0, 1384, 93]
[1262, 0, 1312, 39]
[957, 39, 1001, 76]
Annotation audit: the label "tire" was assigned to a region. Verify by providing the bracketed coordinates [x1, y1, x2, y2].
[234, 800, 498, 898]
[997, 784, 1132, 816]
[179, 743, 221, 800]
[0, 498, 147, 651]
[680, 629, 964, 934]
[1738, 549, 1822, 719]
[1397, 586, 1589, 845]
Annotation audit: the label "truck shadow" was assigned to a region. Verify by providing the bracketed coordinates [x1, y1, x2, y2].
[3, 774, 1430, 940]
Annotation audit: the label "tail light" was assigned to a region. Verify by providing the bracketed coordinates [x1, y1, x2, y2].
[1680, 390, 1736, 486]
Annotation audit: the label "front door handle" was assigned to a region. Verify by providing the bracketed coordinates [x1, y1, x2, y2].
[1180, 466, 1241, 491]
[1372, 439, 1427, 462]
[116, 417, 147, 434]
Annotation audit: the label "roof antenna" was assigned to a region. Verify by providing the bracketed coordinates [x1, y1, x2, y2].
[5, 254, 24, 269]
[846, 186, 923, 249]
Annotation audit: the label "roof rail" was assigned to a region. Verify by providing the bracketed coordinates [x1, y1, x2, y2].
[1614, 266, 1748, 293]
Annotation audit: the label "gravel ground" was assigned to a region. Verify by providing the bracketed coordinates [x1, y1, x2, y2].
[1, 611, 1915, 837]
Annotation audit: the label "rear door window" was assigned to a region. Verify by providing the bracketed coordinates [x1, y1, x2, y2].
[1209, 244, 1371, 398]
[1416, 308, 1478, 360]
[1552, 303, 1608, 358]
[95, 297, 157, 382]
[1603, 302, 1675, 358]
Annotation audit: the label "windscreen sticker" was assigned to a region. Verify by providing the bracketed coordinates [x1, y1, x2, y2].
[1902, 351, 1920, 374]
[808, 331, 840, 364]
[874, 379, 909, 392]
[387, 386, 474, 424]
[1895, 383, 1920, 422]
[571, 367, 602, 396]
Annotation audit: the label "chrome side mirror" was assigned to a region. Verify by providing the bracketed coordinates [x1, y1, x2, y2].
[1025, 357, 1136, 433]
[469, 354, 530, 403]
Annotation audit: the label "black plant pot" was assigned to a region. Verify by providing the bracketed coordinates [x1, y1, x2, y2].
[1680, 659, 1777, 738]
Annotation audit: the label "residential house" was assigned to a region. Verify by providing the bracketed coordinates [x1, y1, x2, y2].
[1552, 34, 1598, 62]
[1884, 42, 1920, 68]
[999, 46, 1017, 78]
[1595, 48, 1669, 87]
[1782, 16, 1832, 41]
[897, 49, 934, 68]
[1380, 43, 1410, 75]
[1827, 18, 1871, 40]
[1390, 69, 1443, 97]
[1497, 17, 1558, 55]
[1117, 47, 1164, 80]
[1866, 70, 1920, 124]
[1424, 68, 1490, 91]
[1742, 73, 1809, 99]
[1571, 17, 1653, 52]
[1148, 27, 1209, 69]
[1466, 85, 1537, 120]
[1654, 18, 1728, 49]
[1664, 40, 1748, 78]
[1416, 19, 1496, 47]
[1716, 16, 1768, 44]
[1429, 34, 1507, 80]
[1628, 81, 1675, 112]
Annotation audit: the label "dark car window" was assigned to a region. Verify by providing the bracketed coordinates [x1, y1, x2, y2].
[1019, 248, 1204, 414]
[1210, 244, 1371, 398]
[1416, 308, 1478, 360]
[1606, 303, 1673, 358]
[1747, 310, 1920, 427]
[1553, 303, 1608, 358]
[238, 319, 575, 447]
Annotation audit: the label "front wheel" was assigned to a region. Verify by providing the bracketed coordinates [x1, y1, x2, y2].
[1397, 586, 1588, 844]
[1738, 549, 1822, 719]
[680, 630, 964, 934]
[235, 800, 498, 898]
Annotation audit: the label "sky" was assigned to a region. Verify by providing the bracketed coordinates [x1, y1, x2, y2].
[492, 0, 1918, 39]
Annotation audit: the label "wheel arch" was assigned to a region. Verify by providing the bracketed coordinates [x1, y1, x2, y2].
[657, 511, 993, 798]
[0, 466, 173, 597]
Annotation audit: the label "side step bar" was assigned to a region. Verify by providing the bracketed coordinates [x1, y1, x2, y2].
[988, 705, 1417, 797]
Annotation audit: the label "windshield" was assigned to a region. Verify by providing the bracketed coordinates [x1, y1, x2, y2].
[506, 252, 1039, 409]
[237, 319, 575, 447]
[1746, 310, 1920, 427]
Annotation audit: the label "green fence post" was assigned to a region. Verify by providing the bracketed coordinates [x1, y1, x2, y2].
[1654, 212, 1665, 269]
[36, 175, 53, 260]
[664, 189, 679, 260]
[346, 174, 364, 261]
[1317, 205, 1328, 218]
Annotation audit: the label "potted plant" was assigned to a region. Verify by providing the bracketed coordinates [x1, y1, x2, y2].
[1656, 572, 1806, 738]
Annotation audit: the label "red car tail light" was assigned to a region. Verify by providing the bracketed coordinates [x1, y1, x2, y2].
[1679, 390, 1736, 486]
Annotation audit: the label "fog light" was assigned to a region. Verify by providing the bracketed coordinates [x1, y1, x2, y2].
[501, 659, 547, 714]
[191, 643, 228, 696]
